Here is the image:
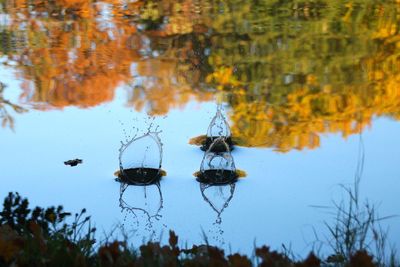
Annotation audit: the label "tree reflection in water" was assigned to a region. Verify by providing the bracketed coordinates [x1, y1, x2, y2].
[2, 0, 400, 152]
[0, 82, 27, 130]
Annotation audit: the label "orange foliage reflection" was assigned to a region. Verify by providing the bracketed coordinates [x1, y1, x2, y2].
[2, 0, 400, 152]
[4, 1, 134, 107]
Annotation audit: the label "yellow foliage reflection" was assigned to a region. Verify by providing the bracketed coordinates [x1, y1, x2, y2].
[1, 0, 400, 151]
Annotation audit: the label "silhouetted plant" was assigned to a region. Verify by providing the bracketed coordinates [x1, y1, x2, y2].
[0, 192, 96, 266]
[0, 192, 395, 267]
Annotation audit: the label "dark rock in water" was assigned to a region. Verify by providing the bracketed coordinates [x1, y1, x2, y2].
[201, 137, 234, 152]
[118, 167, 161, 186]
[64, 159, 83, 167]
[196, 170, 238, 185]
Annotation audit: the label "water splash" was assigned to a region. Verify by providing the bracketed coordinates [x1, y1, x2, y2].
[202, 106, 234, 152]
[200, 182, 235, 246]
[119, 181, 164, 239]
[200, 182, 236, 225]
[118, 131, 163, 185]
[207, 105, 231, 138]
[117, 120, 166, 240]
[197, 137, 238, 185]
[200, 183, 236, 246]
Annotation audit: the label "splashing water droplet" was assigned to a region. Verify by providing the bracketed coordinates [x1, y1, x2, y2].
[202, 106, 234, 152]
[118, 131, 163, 185]
[200, 182, 236, 225]
[207, 107, 231, 138]
[198, 137, 237, 185]
[119, 181, 164, 230]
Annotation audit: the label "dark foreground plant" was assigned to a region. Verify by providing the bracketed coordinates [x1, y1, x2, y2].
[0, 192, 96, 266]
[313, 135, 399, 267]
[319, 178, 398, 267]
[0, 192, 395, 267]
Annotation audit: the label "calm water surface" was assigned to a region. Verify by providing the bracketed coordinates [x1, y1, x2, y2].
[1, 0, 399, 256]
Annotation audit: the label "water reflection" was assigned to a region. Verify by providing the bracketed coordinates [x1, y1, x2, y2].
[119, 181, 164, 237]
[0, 82, 26, 130]
[200, 183, 235, 225]
[116, 121, 166, 237]
[1, 1, 400, 151]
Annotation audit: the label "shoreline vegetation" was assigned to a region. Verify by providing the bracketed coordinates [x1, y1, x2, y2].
[0, 191, 398, 267]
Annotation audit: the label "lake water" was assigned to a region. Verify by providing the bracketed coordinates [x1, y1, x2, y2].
[0, 0, 399, 257]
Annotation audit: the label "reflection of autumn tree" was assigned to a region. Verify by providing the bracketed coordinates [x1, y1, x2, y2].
[2, 0, 141, 108]
[203, 0, 400, 151]
[1, 0, 213, 113]
[0, 82, 27, 130]
[121, 0, 400, 150]
[126, 32, 214, 115]
[127, 58, 213, 115]
[121, 0, 216, 114]
[2, 0, 400, 150]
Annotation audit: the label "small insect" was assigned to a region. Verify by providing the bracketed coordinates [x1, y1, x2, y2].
[64, 159, 83, 167]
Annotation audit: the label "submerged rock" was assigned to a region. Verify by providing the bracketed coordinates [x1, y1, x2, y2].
[189, 135, 237, 152]
[115, 168, 167, 185]
[201, 136, 234, 152]
[196, 169, 238, 185]
[64, 159, 82, 167]
[118, 167, 161, 185]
